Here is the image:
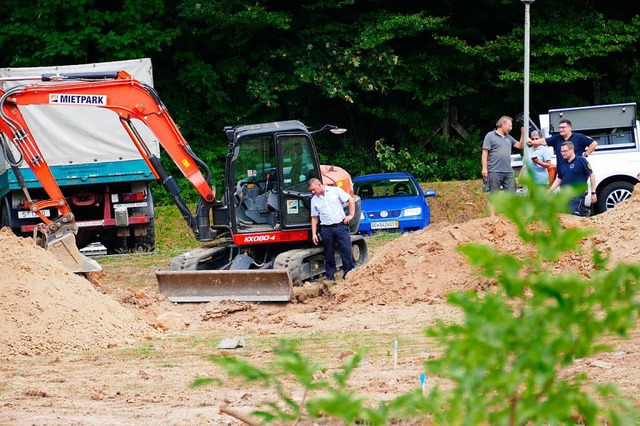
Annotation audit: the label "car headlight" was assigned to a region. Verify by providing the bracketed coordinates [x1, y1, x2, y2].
[403, 207, 422, 217]
[360, 212, 365, 220]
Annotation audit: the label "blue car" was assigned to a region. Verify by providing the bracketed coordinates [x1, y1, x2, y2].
[353, 172, 436, 235]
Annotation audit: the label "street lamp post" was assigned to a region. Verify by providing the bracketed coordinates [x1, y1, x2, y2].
[522, 0, 534, 159]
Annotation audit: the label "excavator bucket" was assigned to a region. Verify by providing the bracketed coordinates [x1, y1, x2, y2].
[156, 269, 293, 303]
[44, 230, 102, 273]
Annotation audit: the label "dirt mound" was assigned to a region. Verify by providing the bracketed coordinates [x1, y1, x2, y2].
[341, 188, 640, 306]
[588, 186, 640, 264]
[3, 186, 639, 358]
[341, 217, 526, 305]
[0, 228, 148, 358]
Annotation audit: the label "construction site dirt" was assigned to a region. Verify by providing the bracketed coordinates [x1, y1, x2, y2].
[2, 181, 640, 425]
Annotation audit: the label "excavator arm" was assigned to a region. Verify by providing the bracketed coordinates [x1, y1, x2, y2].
[0, 71, 218, 271]
[0, 70, 366, 301]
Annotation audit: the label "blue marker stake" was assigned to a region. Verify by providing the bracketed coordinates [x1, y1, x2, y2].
[393, 339, 398, 369]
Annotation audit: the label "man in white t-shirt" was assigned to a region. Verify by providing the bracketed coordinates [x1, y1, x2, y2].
[308, 178, 355, 280]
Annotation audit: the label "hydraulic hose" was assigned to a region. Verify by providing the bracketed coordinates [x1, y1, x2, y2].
[148, 154, 198, 238]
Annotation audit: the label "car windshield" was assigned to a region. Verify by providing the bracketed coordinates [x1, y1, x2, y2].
[354, 178, 418, 199]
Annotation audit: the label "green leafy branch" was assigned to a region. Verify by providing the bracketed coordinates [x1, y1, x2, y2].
[425, 175, 640, 425]
[194, 340, 420, 425]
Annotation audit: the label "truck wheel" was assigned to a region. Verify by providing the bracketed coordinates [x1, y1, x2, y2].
[1, 203, 7, 228]
[1, 203, 10, 229]
[106, 236, 128, 254]
[596, 181, 635, 213]
[0, 203, 20, 237]
[129, 219, 155, 252]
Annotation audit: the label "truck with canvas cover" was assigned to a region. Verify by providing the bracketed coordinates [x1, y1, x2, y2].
[0, 69, 367, 301]
[0, 59, 158, 255]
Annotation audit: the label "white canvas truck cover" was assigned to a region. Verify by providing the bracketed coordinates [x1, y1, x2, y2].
[0, 58, 160, 173]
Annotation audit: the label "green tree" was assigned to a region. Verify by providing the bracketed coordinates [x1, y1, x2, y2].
[2, 0, 640, 185]
[0, 0, 178, 65]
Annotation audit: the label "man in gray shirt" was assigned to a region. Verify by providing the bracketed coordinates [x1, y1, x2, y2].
[481, 115, 524, 215]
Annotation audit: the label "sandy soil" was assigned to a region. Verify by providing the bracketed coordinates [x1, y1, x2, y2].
[2, 185, 640, 425]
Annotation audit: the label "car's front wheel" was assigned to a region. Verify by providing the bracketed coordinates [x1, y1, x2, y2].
[596, 181, 635, 213]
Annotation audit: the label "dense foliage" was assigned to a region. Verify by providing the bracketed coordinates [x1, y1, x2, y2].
[1, 0, 639, 197]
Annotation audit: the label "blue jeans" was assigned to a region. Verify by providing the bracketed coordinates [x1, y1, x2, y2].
[320, 223, 354, 280]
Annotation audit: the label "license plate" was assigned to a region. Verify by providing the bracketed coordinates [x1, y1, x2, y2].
[113, 201, 148, 210]
[18, 210, 51, 219]
[371, 220, 398, 230]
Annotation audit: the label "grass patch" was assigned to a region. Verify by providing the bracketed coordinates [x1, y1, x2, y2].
[116, 344, 161, 358]
[154, 204, 200, 251]
[423, 179, 487, 223]
[365, 232, 403, 253]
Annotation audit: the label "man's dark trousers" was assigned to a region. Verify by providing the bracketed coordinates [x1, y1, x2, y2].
[320, 223, 354, 280]
[569, 195, 591, 217]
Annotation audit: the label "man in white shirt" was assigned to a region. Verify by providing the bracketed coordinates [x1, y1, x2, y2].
[308, 178, 355, 281]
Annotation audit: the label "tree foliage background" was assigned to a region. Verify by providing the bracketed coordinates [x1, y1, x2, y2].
[1, 0, 639, 194]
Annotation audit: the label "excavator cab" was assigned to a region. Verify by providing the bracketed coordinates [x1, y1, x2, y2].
[159, 120, 368, 302]
[227, 122, 320, 235]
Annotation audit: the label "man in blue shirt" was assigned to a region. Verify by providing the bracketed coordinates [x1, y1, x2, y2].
[548, 141, 597, 216]
[536, 118, 597, 168]
[309, 178, 355, 281]
[524, 130, 554, 186]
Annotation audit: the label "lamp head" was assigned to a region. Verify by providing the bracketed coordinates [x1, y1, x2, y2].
[310, 124, 347, 135]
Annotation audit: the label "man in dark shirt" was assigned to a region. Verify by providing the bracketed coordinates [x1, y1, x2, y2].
[533, 118, 597, 167]
[548, 141, 597, 216]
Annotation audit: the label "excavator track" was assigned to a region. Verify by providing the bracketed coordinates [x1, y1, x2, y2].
[273, 246, 324, 286]
[272, 235, 367, 284]
[167, 242, 232, 271]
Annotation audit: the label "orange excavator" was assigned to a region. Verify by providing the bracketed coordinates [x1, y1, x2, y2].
[0, 70, 367, 301]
